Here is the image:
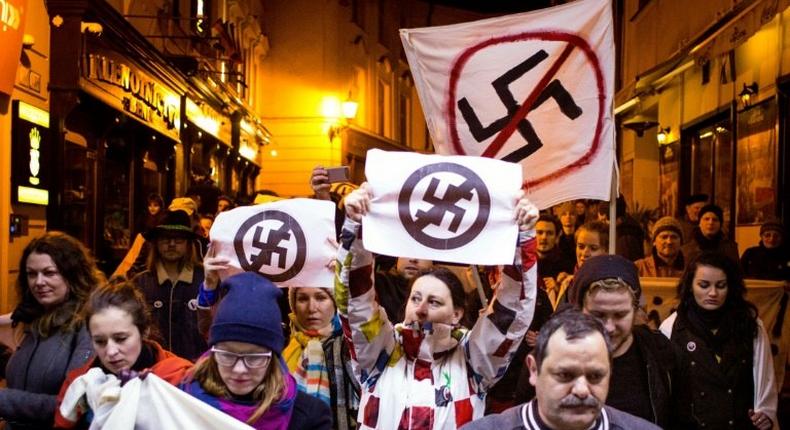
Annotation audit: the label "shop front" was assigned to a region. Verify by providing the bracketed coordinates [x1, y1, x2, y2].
[48, 0, 187, 273]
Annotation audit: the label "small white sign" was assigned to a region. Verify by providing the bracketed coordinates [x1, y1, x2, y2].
[209, 198, 337, 288]
[362, 149, 522, 265]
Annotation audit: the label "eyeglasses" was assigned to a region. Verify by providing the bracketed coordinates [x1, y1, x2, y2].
[158, 236, 188, 244]
[210, 347, 272, 369]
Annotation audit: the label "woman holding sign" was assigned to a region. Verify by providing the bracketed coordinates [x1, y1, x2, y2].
[338, 183, 538, 429]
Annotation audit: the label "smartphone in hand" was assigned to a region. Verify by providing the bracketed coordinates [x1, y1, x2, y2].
[326, 166, 350, 183]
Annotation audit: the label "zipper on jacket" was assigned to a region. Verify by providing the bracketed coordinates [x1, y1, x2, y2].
[168, 281, 175, 350]
[645, 362, 658, 424]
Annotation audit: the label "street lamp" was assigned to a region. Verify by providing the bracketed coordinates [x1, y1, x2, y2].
[739, 82, 758, 107]
[656, 127, 671, 145]
[328, 94, 359, 141]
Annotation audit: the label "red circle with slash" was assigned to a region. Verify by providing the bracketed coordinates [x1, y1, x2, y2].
[447, 31, 606, 190]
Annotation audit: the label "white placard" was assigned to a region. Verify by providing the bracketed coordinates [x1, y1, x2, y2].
[362, 149, 522, 265]
[400, 0, 615, 208]
[209, 198, 336, 288]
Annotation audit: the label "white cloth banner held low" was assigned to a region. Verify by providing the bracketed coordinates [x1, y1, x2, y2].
[400, 0, 615, 209]
[59, 368, 255, 430]
[209, 198, 336, 288]
[363, 149, 522, 265]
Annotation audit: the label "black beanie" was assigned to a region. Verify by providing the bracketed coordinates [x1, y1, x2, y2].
[209, 272, 285, 354]
[697, 204, 723, 224]
[572, 254, 641, 306]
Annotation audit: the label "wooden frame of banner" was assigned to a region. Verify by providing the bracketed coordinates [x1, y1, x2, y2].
[609, 165, 617, 255]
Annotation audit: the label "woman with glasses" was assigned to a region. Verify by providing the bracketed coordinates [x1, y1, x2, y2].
[1, 232, 101, 429]
[182, 272, 331, 430]
[54, 280, 192, 428]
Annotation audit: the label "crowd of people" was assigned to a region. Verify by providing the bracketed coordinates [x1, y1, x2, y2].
[0, 165, 785, 430]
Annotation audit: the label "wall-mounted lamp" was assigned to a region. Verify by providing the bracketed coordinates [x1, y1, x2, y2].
[328, 94, 359, 141]
[622, 114, 658, 137]
[656, 127, 671, 145]
[739, 82, 758, 107]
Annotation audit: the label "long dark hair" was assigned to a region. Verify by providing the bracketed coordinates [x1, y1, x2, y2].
[13, 232, 104, 337]
[677, 252, 757, 340]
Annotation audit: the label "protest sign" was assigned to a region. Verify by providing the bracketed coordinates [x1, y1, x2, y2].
[210, 198, 336, 288]
[363, 149, 522, 265]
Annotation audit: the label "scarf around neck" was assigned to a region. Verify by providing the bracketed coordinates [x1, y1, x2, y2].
[184, 358, 297, 430]
[395, 321, 466, 361]
[282, 313, 341, 405]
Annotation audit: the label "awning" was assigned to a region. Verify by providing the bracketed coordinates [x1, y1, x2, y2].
[692, 0, 790, 61]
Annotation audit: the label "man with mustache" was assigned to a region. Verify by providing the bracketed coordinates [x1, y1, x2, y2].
[461, 309, 659, 430]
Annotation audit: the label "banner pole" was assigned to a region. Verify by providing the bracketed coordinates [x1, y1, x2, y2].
[608, 163, 617, 255]
[470, 265, 488, 309]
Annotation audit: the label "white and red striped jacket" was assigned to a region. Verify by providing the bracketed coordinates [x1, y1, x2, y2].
[335, 219, 537, 429]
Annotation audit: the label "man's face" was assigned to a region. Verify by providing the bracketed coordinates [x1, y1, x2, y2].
[156, 234, 188, 263]
[582, 287, 635, 357]
[699, 212, 721, 238]
[529, 329, 610, 430]
[653, 230, 681, 260]
[762, 230, 783, 249]
[396, 257, 433, 280]
[686, 201, 705, 222]
[536, 221, 558, 255]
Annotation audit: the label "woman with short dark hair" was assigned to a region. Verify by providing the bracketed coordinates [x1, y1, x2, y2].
[337, 183, 539, 429]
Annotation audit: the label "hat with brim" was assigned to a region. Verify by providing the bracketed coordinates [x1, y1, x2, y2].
[143, 210, 200, 241]
[684, 193, 708, 207]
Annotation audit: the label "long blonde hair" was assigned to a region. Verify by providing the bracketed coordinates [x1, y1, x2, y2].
[189, 353, 286, 424]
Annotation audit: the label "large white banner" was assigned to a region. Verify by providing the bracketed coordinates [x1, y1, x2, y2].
[400, 0, 615, 208]
[209, 198, 336, 288]
[362, 149, 522, 265]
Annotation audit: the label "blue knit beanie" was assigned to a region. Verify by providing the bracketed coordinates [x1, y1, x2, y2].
[208, 272, 285, 354]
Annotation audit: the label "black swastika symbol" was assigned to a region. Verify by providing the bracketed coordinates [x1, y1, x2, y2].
[234, 210, 307, 282]
[398, 163, 491, 250]
[414, 177, 474, 234]
[250, 224, 291, 269]
[457, 49, 583, 162]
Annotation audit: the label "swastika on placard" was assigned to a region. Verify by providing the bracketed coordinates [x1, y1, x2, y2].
[234, 210, 307, 282]
[398, 163, 491, 250]
[414, 177, 475, 234]
[250, 224, 291, 269]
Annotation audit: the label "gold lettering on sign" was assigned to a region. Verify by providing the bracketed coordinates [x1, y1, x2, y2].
[86, 54, 180, 129]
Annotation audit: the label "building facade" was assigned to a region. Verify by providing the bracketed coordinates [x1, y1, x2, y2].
[257, 0, 510, 196]
[0, 0, 270, 310]
[617, 0, 790, 250]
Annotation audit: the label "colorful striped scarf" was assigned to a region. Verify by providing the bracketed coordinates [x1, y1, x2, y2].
[283, 313, 341, 405]
[182, 358, 297, 430]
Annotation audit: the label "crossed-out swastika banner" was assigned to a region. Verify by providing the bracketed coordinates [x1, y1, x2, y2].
[209, 198, 337, 288]
[400, 0, 615, 209]
[363, 149, 522, 265]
